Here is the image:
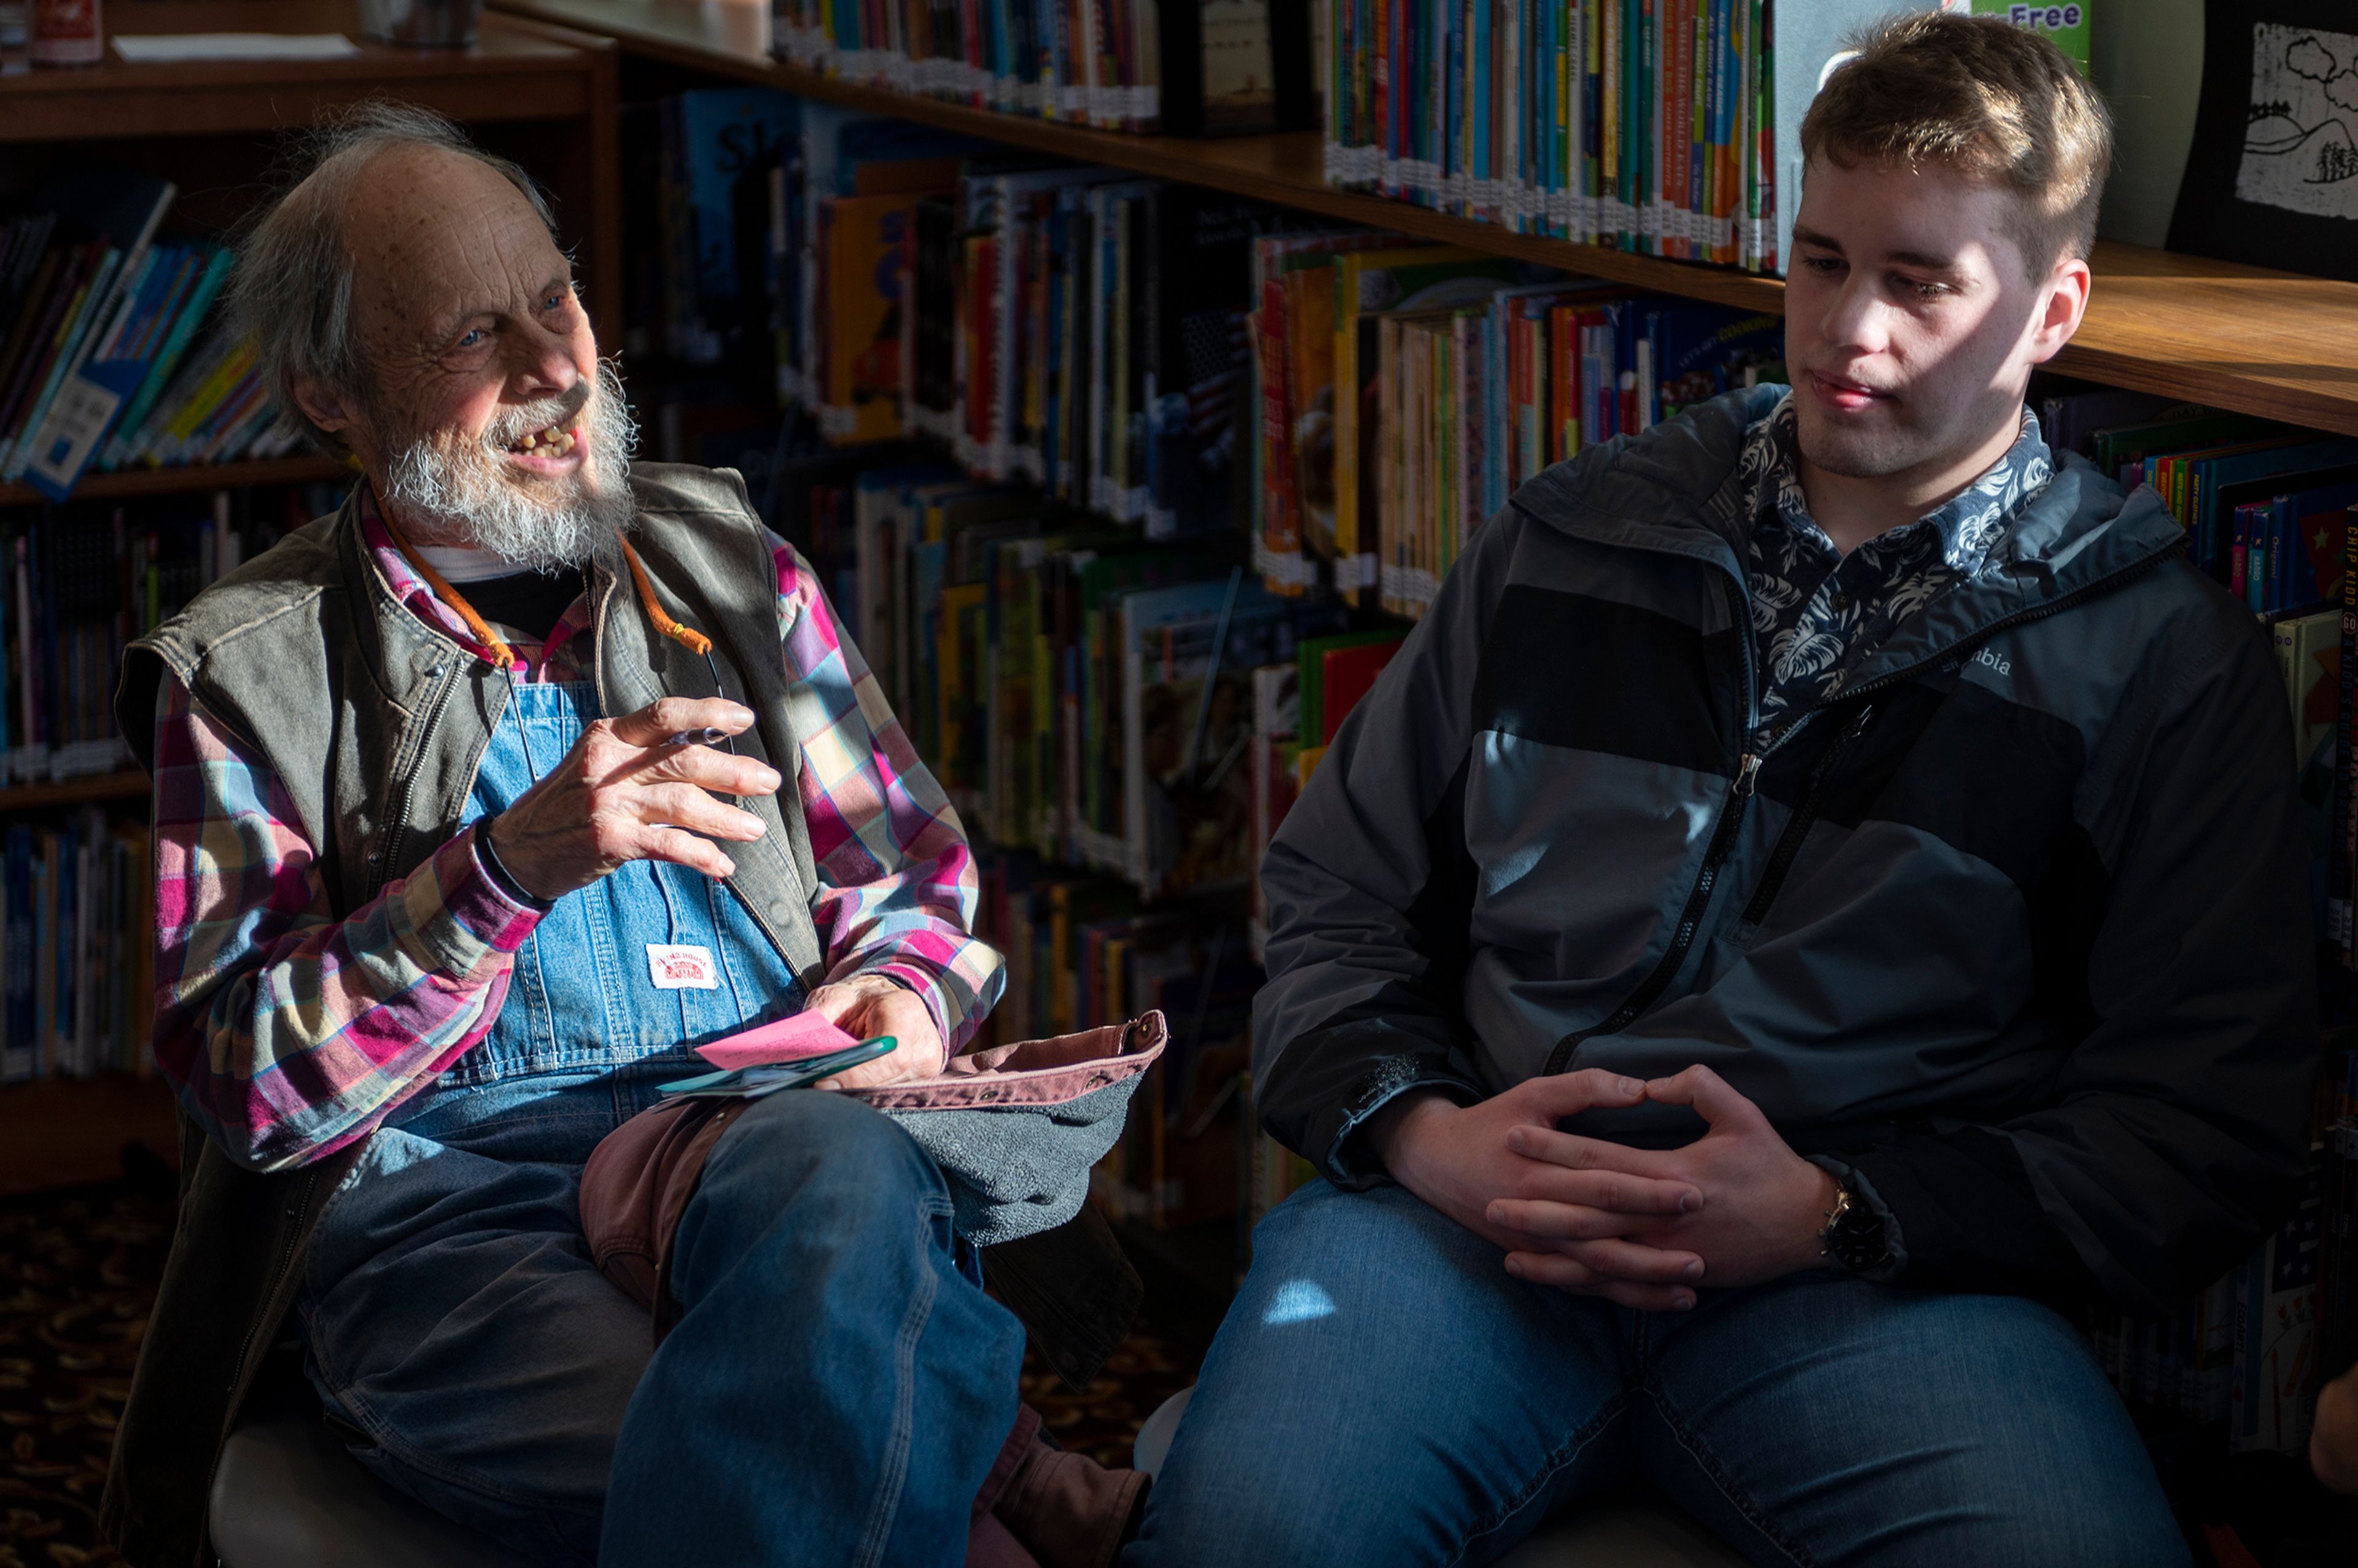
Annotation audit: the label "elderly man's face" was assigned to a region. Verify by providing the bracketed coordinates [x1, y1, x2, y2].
[302, 144, 635, 566]
[348, 146, 596, 475]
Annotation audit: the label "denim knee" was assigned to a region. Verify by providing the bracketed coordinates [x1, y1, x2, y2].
[679, 1090, 947, 1263]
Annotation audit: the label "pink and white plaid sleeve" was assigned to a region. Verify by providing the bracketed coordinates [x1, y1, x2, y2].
[150, 677, 542, 1172]
[772, 535, 1005, 1052]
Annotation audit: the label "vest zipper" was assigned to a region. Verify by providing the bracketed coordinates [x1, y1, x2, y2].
[371, 662, 466, 898]
[1733, 701, 1878, 930]
[227, 1166, 319, 1402]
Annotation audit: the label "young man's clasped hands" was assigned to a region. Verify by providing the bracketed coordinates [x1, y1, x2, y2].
[1372, 1069, 1842, 1313]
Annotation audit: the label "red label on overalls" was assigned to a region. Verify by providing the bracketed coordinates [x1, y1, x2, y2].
[645, 944, 719, 990]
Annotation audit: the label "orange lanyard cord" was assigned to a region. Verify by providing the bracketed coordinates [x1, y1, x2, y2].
[375, 494, 714, 672]
[375, 497, 517, 673]
[615, 536, 714, 658]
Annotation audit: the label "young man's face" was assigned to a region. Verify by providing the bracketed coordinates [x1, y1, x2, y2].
[1784, 156, 2084, 487]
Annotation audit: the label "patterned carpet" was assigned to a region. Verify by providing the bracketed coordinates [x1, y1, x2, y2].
[0, 1181, 1194, 1564]
[0, 1183, 166, 1568]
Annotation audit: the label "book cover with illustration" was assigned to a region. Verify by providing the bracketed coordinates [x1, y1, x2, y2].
[2170, 4, 2358, 282]
[819, 193, 928, 444]
[1118, 575, 1291, 898]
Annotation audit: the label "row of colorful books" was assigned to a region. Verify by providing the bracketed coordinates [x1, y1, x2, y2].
[1325, 0, 1778, 266]
[0, 809, 155, 1084]
[769, 0, 1315, 137]
[0, 173, 296, 502]
[637, 86, 1800, 569]
[896, 174, 1312, 543]
[0, 486, 325, 783]
[790, 118, 1325, 541]
[1251, 239, 1783, 605]
[791, 459, 1376, 901]
[1318, 1, 2095, 278]
[774, 0, 1167, 130]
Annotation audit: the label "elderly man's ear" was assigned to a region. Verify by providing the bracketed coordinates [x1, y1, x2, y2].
[291, 375, 365, 456]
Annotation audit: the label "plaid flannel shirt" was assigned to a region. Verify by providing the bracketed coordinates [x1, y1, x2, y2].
[151, 500, 1003, 1171]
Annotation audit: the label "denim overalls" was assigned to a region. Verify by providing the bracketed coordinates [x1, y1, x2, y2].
[295, 678, 808, 1556]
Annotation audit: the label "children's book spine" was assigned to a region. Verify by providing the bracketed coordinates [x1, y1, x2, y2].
[1558, 1, 1579, 241]
[1441, 0, 1461, 215]
[1465, 0, 1485, 221]
[1666, 0, 1690, 260]
[2334, 499, 2357, 958]
[1423, 0, 1445, 208]
[1547, 1, 1565, 241]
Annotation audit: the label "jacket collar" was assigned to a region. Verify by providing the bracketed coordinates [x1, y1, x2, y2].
[1512, 386, 2189, 682]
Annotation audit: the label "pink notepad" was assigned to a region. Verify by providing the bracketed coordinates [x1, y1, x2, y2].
[693, 1011, 862, 1070]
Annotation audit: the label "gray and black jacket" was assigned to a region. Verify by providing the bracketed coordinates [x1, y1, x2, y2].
[1253, 386, 2317, 1317]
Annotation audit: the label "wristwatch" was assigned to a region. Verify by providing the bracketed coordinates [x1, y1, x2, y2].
[1817, 1177, 1892, 1275]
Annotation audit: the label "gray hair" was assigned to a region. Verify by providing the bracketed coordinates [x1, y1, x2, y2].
[227, 101, 561, 455]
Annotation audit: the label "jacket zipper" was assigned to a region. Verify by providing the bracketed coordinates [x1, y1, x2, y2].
[1541, 570, 1765, 1076]
[1541, 745, 1762, 1076]
[1538, 533, 2182, 1077]
[1734, 701, 1878, 929]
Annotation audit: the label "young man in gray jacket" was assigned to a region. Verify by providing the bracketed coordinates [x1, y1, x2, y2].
[1129, 15, 2314, 1566]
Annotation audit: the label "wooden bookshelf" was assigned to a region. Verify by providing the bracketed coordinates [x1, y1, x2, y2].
[0, 1074, 178, 1196]
[491, 0, 2358, 438]
[2, 0, 626, 348]
[0, 771, 151, 811]
[1, 0, 600, 141]
[0, 455, 353, 508]
[0, 1, 630, 1194]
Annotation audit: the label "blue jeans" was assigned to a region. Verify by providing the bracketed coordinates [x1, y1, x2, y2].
[295, 680, 1025, 1564]
[302, 1090, 1023, 1566]
[1126, 1180, 2187, 1568]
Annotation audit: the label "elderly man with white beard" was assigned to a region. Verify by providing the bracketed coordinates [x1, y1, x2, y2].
[96, 105, 1105, 1568]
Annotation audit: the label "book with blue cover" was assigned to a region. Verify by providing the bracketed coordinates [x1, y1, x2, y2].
[9, 169, 177, 492]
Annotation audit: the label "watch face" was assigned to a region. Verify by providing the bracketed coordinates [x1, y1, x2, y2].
[1827, 1198, 1888, 1273]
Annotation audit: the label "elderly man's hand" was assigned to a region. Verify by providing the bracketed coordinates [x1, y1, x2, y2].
[806, 973, 949, 1090]
[486, 697, 781, 901]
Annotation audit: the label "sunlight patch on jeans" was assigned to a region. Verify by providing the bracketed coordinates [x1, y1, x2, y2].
[1263, 1279, 1337, 1326]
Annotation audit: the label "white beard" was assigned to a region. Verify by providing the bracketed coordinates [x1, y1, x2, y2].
[379, 358, 640, 575]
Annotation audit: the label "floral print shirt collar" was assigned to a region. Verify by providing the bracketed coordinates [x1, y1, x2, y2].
[1737, 393, 2053, 737]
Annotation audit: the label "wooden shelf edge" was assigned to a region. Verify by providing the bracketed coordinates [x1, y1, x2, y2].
[488, 0, 2358, 440]
[0, 1073, 178, 1197]
[0, 771, 150, 811]
[0, 11, 610, 144]
[0, 456, 354, 508]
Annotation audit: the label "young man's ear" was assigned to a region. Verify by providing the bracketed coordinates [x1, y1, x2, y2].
[2026, 254, 2093, 366]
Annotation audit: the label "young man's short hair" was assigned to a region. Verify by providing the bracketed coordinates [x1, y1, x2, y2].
[1802, 12, 2112, 277]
